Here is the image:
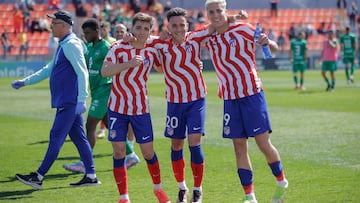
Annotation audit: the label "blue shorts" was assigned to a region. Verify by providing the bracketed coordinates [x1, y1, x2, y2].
[108, 109, 154, 144]
[164, 98, 206, 139]
[222, 91, 272, 139]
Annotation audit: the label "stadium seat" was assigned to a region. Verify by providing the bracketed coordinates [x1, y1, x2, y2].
[30, 32, 41, 40]
[0, 3, 339, 57]
[28, 39, 43, 48]
[0, 4, 14, 12]
[0, 18, 12, 26]
[39, 32, 50, 40]
[228, 10, 239, 16]
[39, 47, 49, 55]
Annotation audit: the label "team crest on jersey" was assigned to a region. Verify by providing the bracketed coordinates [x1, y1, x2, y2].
[109, 130, 117, 139]
[185, 45, 192, 53]
[167, 127, 174, 136]
[229, 38, 237, 47]
[143, 58, 150, 66]
[223, 126, 231, 135]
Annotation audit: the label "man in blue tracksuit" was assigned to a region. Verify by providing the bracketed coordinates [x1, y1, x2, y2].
[11, 10, 101, 190]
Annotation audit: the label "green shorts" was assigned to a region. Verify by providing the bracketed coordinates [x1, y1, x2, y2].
[292, 62, 306, 72]
[343, 57, 354, 64]
[322, 61, 338, 72]
[88, 85, 111, 119]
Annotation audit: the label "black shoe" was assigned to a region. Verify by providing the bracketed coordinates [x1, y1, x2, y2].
[177, 189, 188, 203]
[70, 175, 101, 187]
[326, 85, 331, 91]
[191, 190, 202, 203]
[16, 172, 43, 189]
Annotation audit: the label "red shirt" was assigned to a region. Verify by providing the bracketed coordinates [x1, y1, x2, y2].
[147, 31, 208, 103]
[204, 23, 263, 100]
[105, 41, 160, 115]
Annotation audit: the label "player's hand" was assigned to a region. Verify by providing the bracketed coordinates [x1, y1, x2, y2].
[11, 80, 25, 89]
[159, 30, 171, 40]
[228, 10, 248, 23]
[256, 34, 270, 46]
[128, 55, 143, 68]
[199, 61, 204, 70]
[123, 32, 137, 43]
[75, 102, 86, 114]
[237, 10, 248, 20]
[317, 60, 322, 67]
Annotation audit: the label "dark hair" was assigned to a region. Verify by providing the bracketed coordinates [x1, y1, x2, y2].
[100, 21, 110, 28]
[132, 12, 153, 27]
[82, 18, 99, 31]
[166, 7, 187, 21]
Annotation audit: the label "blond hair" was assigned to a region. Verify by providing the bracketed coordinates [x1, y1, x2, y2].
[205, 0, 227, 9]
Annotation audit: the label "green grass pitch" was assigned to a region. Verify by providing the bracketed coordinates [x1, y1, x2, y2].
[0, 70, 359, 202]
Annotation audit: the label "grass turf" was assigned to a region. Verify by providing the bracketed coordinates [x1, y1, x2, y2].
[0, 70, 359, 202]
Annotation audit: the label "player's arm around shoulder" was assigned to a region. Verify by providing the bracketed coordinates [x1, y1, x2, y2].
[102, 61, 129, 77]
[101, 56, 144, 77]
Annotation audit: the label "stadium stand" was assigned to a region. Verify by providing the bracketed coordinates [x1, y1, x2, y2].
[243, 8, 337, 51]
[0, 1, 339, 60]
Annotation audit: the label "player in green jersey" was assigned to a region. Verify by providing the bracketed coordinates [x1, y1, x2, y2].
[63, 19, 139, 174]
[97, 20, 117, 139]
[290, 31, 307, 90]
[340, 26, 356, 84]
[82, 19, 112, 151]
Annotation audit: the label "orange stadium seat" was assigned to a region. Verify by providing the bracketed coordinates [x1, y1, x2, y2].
[39, 32, 50, 40]
[39, 47, 49, 55]
[0, 4, 14, 12]
[0, 11, 8, 18]
[28, 39, 43, 48]
[228, 10, 239, 16]
[0, 18, 12, 26]
[27, 48, 38, 56]
[0, 3, 338, 57]
[302, 9, 311, 17]
[29, 32, 41, 40]
[284, 9, 294, 17]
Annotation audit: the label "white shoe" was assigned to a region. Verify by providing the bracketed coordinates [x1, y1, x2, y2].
[96, 130, 105, 139]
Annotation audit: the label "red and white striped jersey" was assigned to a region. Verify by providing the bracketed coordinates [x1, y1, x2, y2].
[105, 41, 160, 115]
[147, 31, 208, 103]
[204, 23, 263, 100]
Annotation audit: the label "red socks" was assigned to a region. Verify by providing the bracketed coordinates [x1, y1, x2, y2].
[113, 167, 128, 195]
